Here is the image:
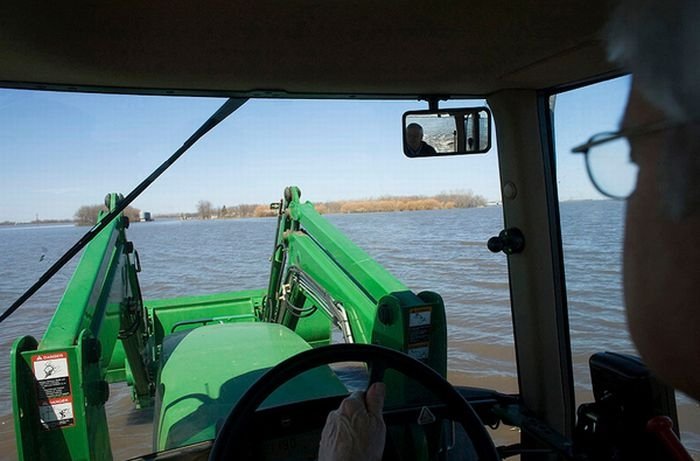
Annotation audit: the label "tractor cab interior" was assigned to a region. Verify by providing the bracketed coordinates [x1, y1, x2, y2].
[2, 2, 696, 460]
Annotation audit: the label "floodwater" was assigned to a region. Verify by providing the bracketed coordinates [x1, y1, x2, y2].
[0, 201, 698, 459]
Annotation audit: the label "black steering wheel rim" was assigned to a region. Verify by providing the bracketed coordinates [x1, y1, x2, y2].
[209, 343, 499, 461]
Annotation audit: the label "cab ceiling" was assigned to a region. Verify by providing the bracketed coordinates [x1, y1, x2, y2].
[0, 1, 620, 98]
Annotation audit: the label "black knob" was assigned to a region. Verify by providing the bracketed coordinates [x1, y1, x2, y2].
[487, 228, 525, 255]
[487, 236, 504, 253]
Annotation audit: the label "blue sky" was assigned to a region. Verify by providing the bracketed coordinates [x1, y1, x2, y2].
[0, 77, 630, 222]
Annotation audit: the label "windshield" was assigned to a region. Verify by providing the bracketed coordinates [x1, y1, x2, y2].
[0, 90, 515, 458]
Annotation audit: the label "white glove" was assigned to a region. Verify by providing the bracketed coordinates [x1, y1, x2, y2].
[318, 382, 386, 461]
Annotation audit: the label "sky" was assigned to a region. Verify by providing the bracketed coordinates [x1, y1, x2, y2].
[0, 77, 630, 222]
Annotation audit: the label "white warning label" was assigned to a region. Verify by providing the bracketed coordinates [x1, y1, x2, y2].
[38, 397, 75, 429]
[407, 344, 430, 361]
[32, 352, 75, 430]
[409, 307, 431, 327]
[33, 353, 69, 380]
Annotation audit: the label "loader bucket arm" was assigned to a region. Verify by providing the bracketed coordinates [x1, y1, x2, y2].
[11, 193, 152, 461]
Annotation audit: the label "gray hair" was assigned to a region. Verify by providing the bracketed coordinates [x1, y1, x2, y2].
[607, 0, 700, 122]
[607, 0, 700, 221]
[608, 0, 700, 219]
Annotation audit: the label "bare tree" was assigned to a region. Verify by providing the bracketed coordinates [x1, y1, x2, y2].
[197, 200, 213, 219]
[233, 204, 257, 217]
[74, 204, 141, 226]
[74, 205, 103, 226]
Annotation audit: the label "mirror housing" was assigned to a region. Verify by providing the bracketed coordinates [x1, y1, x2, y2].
[402, 107, 492, 158]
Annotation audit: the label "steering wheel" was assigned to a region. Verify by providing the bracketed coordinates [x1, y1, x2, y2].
[209, 343, 499, 460]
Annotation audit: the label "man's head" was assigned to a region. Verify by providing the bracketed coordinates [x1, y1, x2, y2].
[608, 0, 700, 399]
[405, 123, 424, 150]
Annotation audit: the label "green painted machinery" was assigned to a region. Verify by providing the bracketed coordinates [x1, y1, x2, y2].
[10, 187, 447, 460]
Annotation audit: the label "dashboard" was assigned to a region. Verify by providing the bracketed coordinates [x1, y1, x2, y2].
[128, 387, 508, 461]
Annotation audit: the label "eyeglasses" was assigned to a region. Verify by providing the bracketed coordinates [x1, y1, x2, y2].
[571, 120, 676, 199]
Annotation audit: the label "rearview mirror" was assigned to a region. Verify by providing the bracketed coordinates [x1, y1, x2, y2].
[402, 107, 492, 157]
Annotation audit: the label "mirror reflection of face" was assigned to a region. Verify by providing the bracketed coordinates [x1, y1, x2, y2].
[406, 125, 423, 150]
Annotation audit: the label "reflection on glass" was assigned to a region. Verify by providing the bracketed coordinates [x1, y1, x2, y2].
[465, 111, 490, 152]
[405, 122, 440, 156]
[403, 109, 491, 157]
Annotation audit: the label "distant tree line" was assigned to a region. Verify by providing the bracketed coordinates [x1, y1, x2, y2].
[194, 191, 488, 220]
[434, 191, 488, 208]
[315, 191, 487, 214]
[193, 200, 274, 220]
[217, 203, 276, 218]
[0, 218, 72, 226]
[74, 204, 141, 226]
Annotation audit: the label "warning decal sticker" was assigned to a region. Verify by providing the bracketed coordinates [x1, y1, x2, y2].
[407, 344, 430, 361]
[32, 352, 75, 430]
[407, 307, 432, 362]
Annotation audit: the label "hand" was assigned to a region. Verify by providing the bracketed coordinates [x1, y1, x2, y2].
[318, 382, 386, 461]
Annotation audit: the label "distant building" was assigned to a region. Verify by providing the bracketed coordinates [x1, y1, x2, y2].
[140, 211, 153, 222]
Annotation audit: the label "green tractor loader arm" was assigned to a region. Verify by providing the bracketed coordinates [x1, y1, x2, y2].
[11, 187, 448, 459]
[11, 193, 151, 461]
